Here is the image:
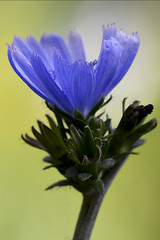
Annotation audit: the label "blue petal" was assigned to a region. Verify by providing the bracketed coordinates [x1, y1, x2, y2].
[40, 33, 72, 63]
[26, 35, 52, 70]
[67, 31, 86, 62]
[107, 31, 140, 93]
[8, 25, 140, 117]
[83, 62, 97, 115]
[31, 54, 74, 114]
[103, 24, 117, 40]
[13, 35, 32, 60]
[7, 45, 51, 103]
[68, 61, 94, 114]
[94, 38, 122, 101]
[53, 50, 73, 101]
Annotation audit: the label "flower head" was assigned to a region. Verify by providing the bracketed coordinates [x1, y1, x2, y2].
[8, 24, 139, 116]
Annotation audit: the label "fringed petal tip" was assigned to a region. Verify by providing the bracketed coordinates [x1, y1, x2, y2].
[102, 24, 139, 47]
[103, 23, 117, 40]
[131, 32, 140, 45]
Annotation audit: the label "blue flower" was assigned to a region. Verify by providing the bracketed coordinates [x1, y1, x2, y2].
[8, 24, 139, 116]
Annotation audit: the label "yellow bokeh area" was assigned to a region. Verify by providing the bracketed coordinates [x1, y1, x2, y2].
[0, 1, 160, 240]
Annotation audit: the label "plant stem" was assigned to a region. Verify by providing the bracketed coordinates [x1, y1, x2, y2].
[72, 155, 128, 240]
[73, 191, 104, 240]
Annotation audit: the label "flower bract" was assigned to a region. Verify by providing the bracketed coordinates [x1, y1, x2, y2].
[8, 24, 139, 116]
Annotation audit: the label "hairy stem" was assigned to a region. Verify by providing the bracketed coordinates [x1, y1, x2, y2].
[72, 155, 128, 240]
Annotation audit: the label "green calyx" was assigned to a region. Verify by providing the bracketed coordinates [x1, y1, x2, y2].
[22, 96, 157, 195]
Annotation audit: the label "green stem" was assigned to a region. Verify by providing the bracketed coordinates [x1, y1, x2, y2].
[72, 155, 128, 240]
[73, 191, 104, 240]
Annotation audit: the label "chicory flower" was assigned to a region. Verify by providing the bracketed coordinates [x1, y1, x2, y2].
[8, 24, 139, 116]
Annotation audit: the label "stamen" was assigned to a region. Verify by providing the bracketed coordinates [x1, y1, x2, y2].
[93, 60, 97, 66]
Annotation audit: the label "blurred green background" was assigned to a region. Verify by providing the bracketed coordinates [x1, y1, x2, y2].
[0, 1, 160, 240]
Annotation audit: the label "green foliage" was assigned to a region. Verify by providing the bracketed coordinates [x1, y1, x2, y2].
[22, 98, 157, 195]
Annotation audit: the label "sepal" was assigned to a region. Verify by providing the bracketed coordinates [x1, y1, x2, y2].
[65, 166, 78, 178]
[86, 95, 105, 119]
[43, 155, 55, 164]
[83, 126, 96, 155]
[23, 98, 157, 195]
[45, 180, 70, 190]
[94, 179, 105, 195]
[22, 134, 45, 150]
[101, 158, 115, 170]
[131, 139, 146, 148]
[78, 173, 93, 181]
[86, 95, 112, 120]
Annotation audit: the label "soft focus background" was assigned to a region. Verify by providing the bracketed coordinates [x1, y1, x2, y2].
[0, 1, 160, 240]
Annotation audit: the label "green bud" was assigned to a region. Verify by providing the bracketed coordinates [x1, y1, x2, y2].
[117, 101, 154, 134]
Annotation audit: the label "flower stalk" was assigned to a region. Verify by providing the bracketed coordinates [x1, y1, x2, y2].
[73, 191, 104, 240]
[73, 154, 129, 240]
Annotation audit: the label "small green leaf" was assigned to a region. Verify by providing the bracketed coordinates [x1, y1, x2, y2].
[132, 139, 146, 148]
[82, 155, 90, 166]
[126, 118, 157, 147]
[46, 115, 60, 135]
[21, 134, 45, 150]
[46, 101, 73, 123]
[70, 125, 85, 158]
[96, 111, 105, 119]
[84, 126, 96, 156]
[102, 95, 112, 107]
[122, 97, 128, 114]
[54, 111, 67, 140]
[74, 108, 85, 121]
[94, 137, 102, 149]
[43, 156, 54, 164]
[45, 180, 70, 190]
[107, 133, 124, 158]
[65, 166, 78, 178]
[43, 165, 54, 170]
[94, 179, 105, 195]
[46, 115, 67, 144]
[43, 156, 61, 169]
[102, 118, 111, 136]
[69, 150, 81, 164]
[54, 104, 85, 128]
[33, 121, 68, 159]
[32, 126, 43, 142]
[92, 145, 102, 163]
[78, 173, 93, 181]
[101, 158, 115, 170]
[106, 114, 114, 134]
[86, 95, 105, 119]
